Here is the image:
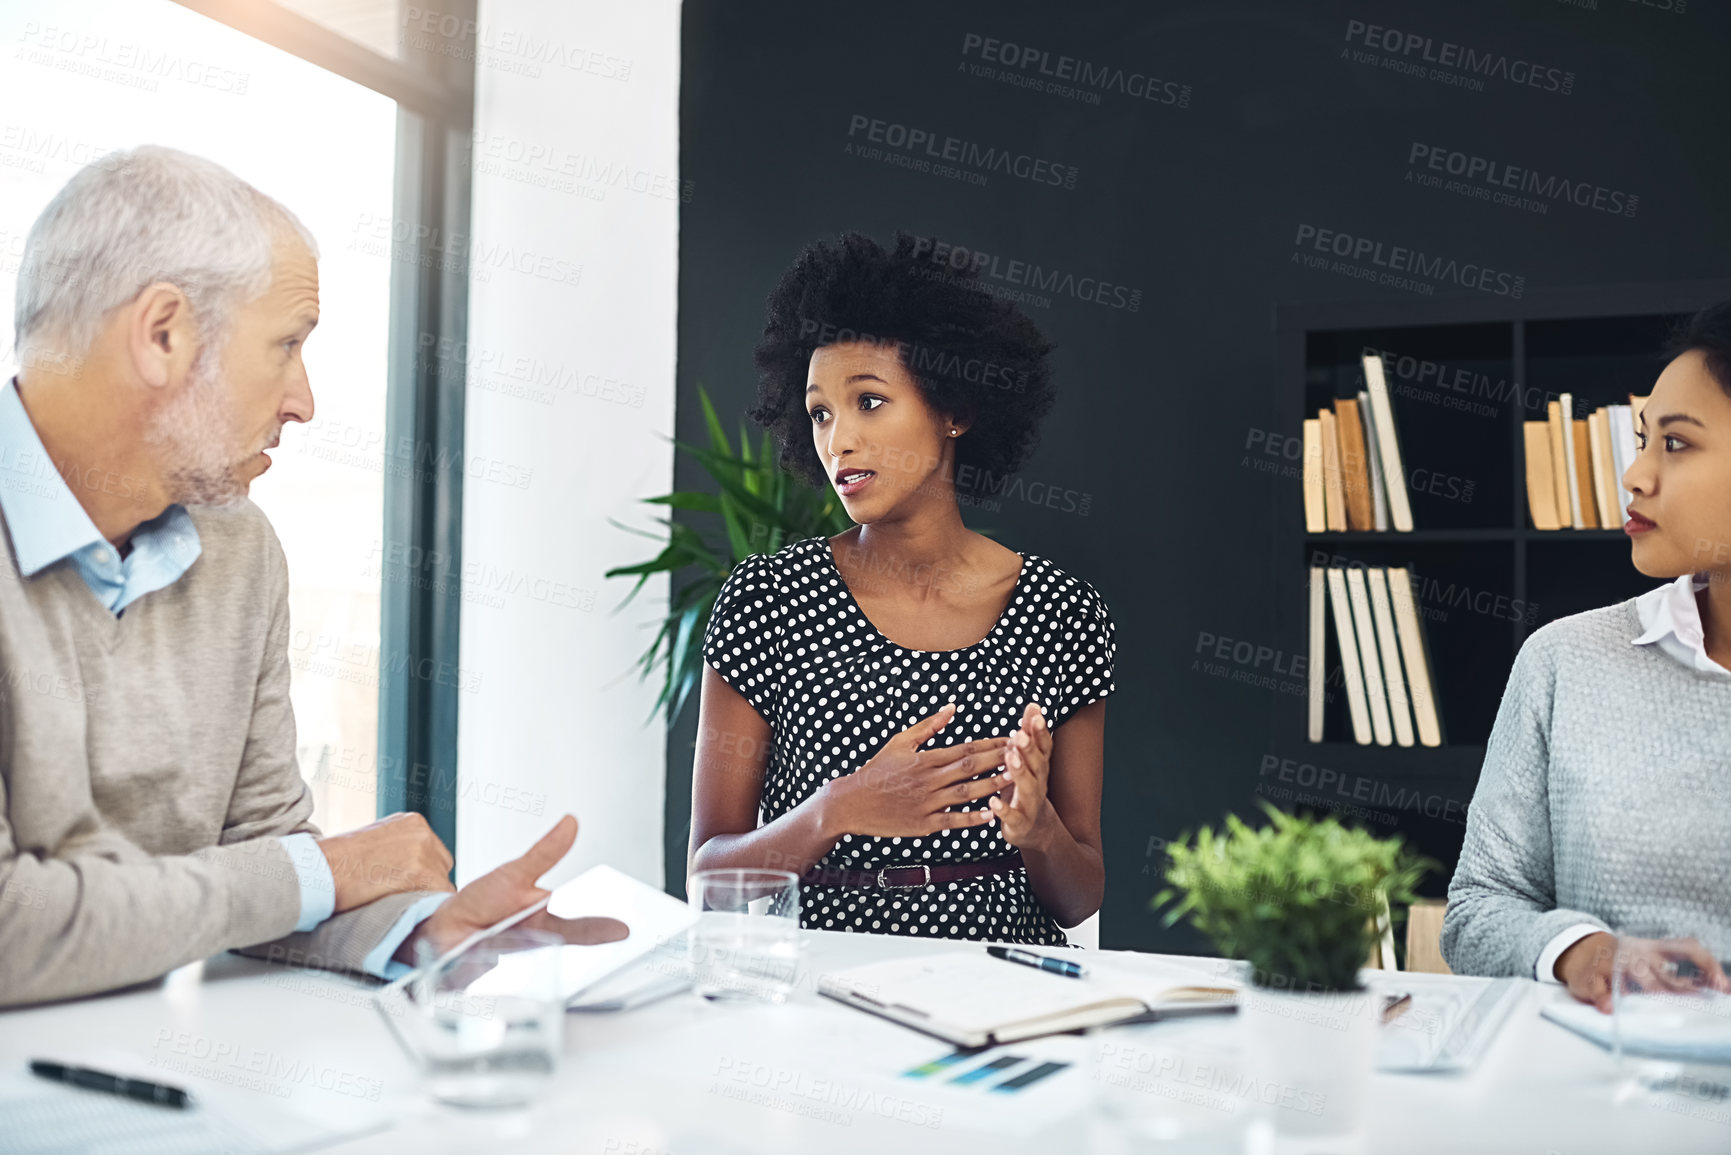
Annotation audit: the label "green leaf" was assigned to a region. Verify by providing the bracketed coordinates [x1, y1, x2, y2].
[719, 491, 753, 562]
[645, 492, 725, 514]
[1147, 803, 1434, 992]
[605, 384, 856, 723]
[676, 442, 788, 528]
[699, 388, 732, 457]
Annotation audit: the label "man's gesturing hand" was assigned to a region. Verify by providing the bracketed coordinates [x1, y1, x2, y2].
[315, 812, 455, 913]
[818, 703, 1009, 839]
[399, 815, 629, 965]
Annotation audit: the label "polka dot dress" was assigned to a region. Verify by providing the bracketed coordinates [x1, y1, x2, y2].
[702, 537, 1117, 945]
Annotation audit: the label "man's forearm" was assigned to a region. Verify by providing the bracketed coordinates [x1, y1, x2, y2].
[0, 837, 304, 1008]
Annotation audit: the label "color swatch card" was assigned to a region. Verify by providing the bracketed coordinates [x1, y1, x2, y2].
[902, 1048, 1074, 1094]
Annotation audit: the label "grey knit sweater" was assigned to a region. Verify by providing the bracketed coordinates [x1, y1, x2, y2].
[0, 499, 441, 1007]
[1443, 598, 1731, 977]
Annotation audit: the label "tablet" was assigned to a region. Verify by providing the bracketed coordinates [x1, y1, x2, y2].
[373, 864, 698, 1048]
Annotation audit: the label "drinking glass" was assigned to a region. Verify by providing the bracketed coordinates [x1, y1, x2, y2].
[1087, 1020, 1252, 1152]
[1610, 930, 1731, 1120]
[687, 868, 802, 1003]
[409, 927, 565, 1108]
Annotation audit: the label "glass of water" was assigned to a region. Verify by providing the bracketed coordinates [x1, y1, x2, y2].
[410, 926, 565, 1108]
[1611, 931, 1731, 1112]
[687, 868, 802, 1003]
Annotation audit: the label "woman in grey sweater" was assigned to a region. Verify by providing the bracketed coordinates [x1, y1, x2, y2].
[1443, 302, 1731, 1011]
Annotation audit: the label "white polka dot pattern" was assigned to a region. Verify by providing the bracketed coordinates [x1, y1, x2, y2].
[701, 537, 1117, 944]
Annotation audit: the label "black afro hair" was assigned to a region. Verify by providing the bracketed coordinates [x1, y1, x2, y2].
[750, 231, 1057, 497]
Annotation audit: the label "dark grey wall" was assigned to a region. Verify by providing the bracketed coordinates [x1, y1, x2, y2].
[667, 0, 1731, 952]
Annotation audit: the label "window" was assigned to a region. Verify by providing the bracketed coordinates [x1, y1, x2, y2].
[0, 0, 472, 841]
[272, 0, 404, 59]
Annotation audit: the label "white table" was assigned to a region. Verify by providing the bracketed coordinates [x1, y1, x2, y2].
[2, 929, 1726, 1154]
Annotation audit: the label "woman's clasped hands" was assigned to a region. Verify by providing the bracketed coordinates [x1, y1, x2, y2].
[816, 700, 1059, 848]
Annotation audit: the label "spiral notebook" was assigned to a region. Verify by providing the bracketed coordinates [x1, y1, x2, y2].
[818, 951, 1237, 1048]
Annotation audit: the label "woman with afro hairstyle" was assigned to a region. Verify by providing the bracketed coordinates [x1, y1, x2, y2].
[688, 232, 1116, 945]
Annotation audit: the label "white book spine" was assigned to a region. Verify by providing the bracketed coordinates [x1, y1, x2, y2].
[1609, 404, 1635, 526]
[1345, 567, 1392, 746]
[1302, 419, 1326, 533]
[1387, 566, 1442, 747]
[1308, 566, 1326, 742]
[1326, 568, 1372, 745]
[1559, 392, 1584, 529]
[1598, 413, 1621, 528]
[1367, 567, 1415, 747]
[1358, 388, 1389, 532]
[1361, 355, 1413, 531]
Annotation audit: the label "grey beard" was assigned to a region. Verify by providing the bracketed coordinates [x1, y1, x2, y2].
[147, 349, 252, 507]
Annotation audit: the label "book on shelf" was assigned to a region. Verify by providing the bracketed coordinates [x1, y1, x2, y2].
[1387, 566, 1443, 747]
[1360, 354, 1414, 531]
[1569, 413, 1597, 528]
[1523, 396, 1641, 531]
[1608, 402, 1637, 523]
[1546, 401, 1572, 528]
[1358, 389, 1390, 532]
[1589, 410, 1619, 528]
[1324, 568, 1372, 744]
[1303, 359, 1412, 534]
[1319, 407, 1347, 532]
[1557, 393, 1586, 528]
[1366, 568, 1416, 747]
[1344, 567, 1393, 746]
[1302, 419, 1326, 533]
[1307, 565, 1327, 742]
[1522, 421, 1562, 530]
[1310, 565, 1441, 747]
[1334, 397, 1376, 531]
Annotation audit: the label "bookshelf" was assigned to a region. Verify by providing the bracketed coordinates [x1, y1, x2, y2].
[1274, 279, 1731, 886]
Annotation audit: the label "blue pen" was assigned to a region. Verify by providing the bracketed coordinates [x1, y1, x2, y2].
[986, 946, 1085, 979]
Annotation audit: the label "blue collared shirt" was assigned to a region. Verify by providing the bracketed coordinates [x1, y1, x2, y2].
[0, 377, 341, 936]
[0, 379, 201, 614]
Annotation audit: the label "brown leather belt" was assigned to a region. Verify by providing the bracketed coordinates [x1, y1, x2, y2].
[799, 852, 1024, 890]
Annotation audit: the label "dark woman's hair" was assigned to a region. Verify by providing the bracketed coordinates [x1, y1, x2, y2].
[1666, 300, 1731, 398]
[751, 231, 1056, 494]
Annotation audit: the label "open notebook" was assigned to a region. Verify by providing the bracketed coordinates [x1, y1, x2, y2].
[818, 951, 1237, 1048]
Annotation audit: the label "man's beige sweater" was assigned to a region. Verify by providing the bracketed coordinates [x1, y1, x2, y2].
[0, 498, 438, 1007]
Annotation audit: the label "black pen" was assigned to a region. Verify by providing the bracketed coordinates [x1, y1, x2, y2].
[987, 946, 1086, 979]
[29, 1060, 193, 1109]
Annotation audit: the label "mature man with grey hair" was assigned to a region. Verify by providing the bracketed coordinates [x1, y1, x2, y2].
[0, 145, 618, 1007]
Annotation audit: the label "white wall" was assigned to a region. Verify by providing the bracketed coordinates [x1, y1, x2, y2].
[458, 0, 680, 888]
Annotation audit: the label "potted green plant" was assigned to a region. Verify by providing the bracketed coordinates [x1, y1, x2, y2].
[605, 387, 851, 722]
[1152, 802, 1435, 1139]
[1153, 801, 1433, 993]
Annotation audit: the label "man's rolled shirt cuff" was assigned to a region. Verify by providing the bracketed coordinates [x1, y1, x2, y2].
[280, 832, 335, 933]
[362, 893, 454, 980]
[1536, 922, 1607, 983]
